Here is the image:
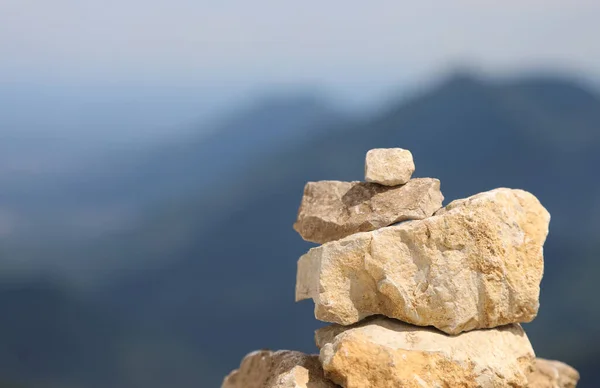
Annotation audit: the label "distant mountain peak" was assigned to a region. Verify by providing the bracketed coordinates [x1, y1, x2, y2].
[428, 70, 494, 99]
[440, 70, 486, 86]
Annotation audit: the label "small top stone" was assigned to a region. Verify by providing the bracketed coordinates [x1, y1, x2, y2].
[365, 148, 415, 186]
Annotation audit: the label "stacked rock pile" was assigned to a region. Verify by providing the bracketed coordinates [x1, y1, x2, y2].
[223, 148, 580, 387]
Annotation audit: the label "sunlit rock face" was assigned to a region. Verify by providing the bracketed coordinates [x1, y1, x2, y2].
[296, 188, 549, 334]
[316, 316, 535, 388]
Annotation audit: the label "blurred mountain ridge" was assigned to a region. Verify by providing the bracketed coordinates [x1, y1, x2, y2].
[0, 72, 599, 387]
[0, 92, 344, 267]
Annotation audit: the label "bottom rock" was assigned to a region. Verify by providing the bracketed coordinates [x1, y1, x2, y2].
[528, 358, 580, 388]
[222, 349, 339, 388]
[315, 316, 535, 388]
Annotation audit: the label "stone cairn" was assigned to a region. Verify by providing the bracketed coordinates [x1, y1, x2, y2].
[223, 148, 580, 387]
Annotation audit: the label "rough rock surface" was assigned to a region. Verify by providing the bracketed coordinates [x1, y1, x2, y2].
[315, 316, 535, 388]
[528, 358, 580, 388]
[222, 350, 338, 388]
[293, 178, 444, 244]
[296, 188, 550, 334]
[365, 148, 415, 186]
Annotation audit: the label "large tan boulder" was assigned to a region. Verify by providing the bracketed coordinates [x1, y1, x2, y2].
[293, 178, 443, 244]
[315, 316, 535, 388]
[528, 358, 580, 388]
[222, 350, 338, 388]
[296, 188, 550, 334]
[365, 148, 415, 186]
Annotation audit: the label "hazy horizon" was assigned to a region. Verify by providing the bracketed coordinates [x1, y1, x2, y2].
[2, 1, 600, 141]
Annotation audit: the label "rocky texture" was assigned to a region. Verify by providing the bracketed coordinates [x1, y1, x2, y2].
[364, 148, 415, 186]
[315, 316, 535, 388]
[293, 178, 444, 244]
[528, 358, 580, 388]
[296, 188, 550, 334]
[222, 350, 338, 388]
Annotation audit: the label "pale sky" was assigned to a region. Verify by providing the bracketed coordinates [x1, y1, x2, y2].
[1, 0, 599, 82]
[1, 0, 600, 138]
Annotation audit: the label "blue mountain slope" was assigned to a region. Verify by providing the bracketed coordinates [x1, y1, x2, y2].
[0, 92, 345, 253]
[1, 74, 599, 387]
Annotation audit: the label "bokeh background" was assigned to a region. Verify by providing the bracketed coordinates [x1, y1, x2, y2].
[1, 1, 599, 387]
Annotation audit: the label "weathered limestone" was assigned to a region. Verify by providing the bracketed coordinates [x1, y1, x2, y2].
[296, 188, 550, 334]
[293, 178, 443, 244]
[315, 316, 535, 388]
[224, 148, 580, 388]
[222, 350, 338, 388]
[527, 358, 580, 388]
[365, 148, 415, 186]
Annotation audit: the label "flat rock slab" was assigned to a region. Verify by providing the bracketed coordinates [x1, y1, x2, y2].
[315, 316, 535, 388]
[296, 188, 550, 334]
[222, 350, 339, 388]
[528, 358, 580, 388]
[365, 148, 415, 186]
[293, 178, 443, 244]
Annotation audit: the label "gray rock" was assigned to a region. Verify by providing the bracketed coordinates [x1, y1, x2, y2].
[293, 178, 443, 244]
[528, 358, 580, 388]
[222, 350, 339, 388]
